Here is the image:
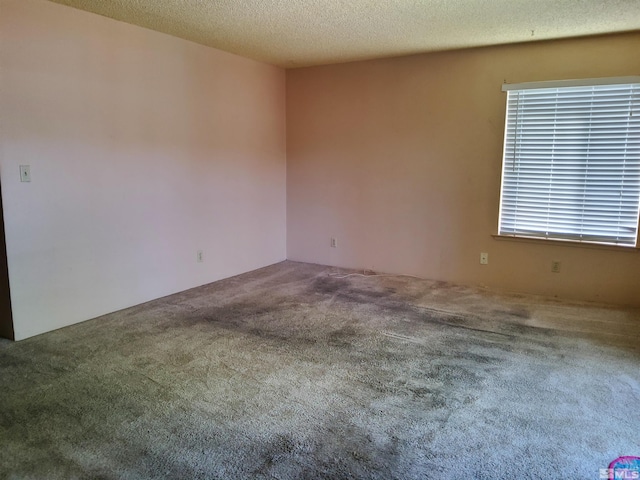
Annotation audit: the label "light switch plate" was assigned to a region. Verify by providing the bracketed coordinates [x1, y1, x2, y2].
[20, 165, 31, 182]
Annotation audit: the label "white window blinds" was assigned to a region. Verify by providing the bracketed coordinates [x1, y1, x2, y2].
[498, 79, 640, 246]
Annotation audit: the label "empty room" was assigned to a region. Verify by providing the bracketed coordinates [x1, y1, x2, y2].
[1, 0, 639, 478]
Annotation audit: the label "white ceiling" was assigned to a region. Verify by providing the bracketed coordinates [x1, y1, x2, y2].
[47, 0, 640, 68]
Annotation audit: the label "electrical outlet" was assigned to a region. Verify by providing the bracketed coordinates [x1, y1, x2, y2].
[330, 237, 337, 248]
[551, 261, 561, 273]
[480, 252, 489, 265]
[197, 250, 204, 263]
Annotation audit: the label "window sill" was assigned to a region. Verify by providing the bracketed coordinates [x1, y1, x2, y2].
[491, 234, 640, 252]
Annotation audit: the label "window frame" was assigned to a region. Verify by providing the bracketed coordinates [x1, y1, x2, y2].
[496, 76, 640, 250]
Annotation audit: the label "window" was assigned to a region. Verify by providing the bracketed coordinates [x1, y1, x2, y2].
[498, 77, 640, 247]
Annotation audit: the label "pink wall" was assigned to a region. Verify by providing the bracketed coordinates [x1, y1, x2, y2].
[286, 33, 640, 307]
[0, 0, 287, 340]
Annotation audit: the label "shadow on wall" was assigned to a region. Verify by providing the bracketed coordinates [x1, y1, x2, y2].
[0, 181, 14, 340]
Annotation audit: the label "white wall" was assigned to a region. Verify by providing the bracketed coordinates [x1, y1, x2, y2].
[0, 0, 287, 340]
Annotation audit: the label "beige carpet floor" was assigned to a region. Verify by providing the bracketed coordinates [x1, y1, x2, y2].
[1, 261, 639, 479]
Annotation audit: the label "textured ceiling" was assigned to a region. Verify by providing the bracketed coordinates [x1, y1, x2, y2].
[46, 0, 640, 68]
